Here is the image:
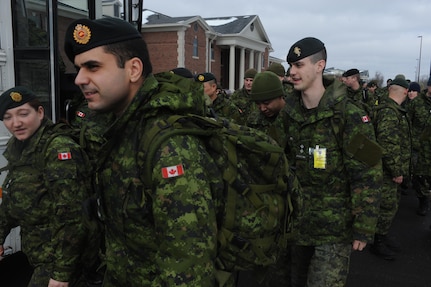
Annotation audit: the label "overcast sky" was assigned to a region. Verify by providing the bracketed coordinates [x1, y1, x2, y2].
[143, 0, 431, 83]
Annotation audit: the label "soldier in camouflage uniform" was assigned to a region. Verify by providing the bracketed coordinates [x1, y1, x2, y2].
[0, 86, 92, 287]
[408, 77, 431, 216]
[342, 68, 376, 111]
[64, 18, 222, 286]
[370, 77, 411, 260]
[195, 72, 242, 122]
[266, 62, 294, 99]
[283, 37, 382, 287]
[230, 68, 258, 125]
[247, 71, 288, 147]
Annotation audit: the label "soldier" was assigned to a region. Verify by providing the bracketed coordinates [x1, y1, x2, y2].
[408, 77, 431, 216]
[283, 37, 382, 287]
[247, 71, 288, 146]
[266, 62, 294, 97]
[0, 86, 93, 287]
[370, 77, 411, 260]
[64, 17, 221, 286]
[230, 68, 257, 124]
[195, 72, 242, 121]
[342, 68, 376, 109]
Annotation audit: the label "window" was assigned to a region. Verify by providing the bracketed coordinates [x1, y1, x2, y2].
[193, 37, 198, 57]
[211, 43, 215, 60]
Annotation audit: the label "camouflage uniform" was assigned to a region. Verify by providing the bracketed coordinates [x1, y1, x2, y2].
[247, 109, 288, 147]
[95, 73, 222, 287]
[283, 79, 382, 286]
[346, 86, 376, 114]
[407, 91, 431, 205]
[0, 118, 91, 286]
[230, 87, 257, 125]
[209, 92, 242, 123]
[373, 97, 411, 234]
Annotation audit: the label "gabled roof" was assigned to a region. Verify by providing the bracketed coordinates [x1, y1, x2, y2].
[142, 9, 213, 31]
[141, 10, 272, 52]
[205, 15, 255, 34]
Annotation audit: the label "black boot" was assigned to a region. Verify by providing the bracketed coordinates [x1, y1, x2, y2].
[383, 234, 401, 252]
[417, 196, 429, 216]
[370, 234, 396, 260]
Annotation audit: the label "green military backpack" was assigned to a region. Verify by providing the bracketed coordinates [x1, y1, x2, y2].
[140, 113, 303, 279]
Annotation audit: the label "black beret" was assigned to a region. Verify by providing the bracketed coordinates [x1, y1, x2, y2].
[64, 17, 142, 63]
[0, 86, 37, 120]
[342, 69, 360, 77]
[196, 72, 217, 83]
[170, 67, 194, 79]
[390, 77, 409, 89]
[287, 37, 325, 63]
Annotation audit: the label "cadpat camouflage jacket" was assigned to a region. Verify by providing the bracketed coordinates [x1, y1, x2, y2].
[96, 72, 222, 287]
[0, 118, 90, 282]
[407, 92, 431, 176]
[283, 78, 382, 245]
[373, 97, 411, 178]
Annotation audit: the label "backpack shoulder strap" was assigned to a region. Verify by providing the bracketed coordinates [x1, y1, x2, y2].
[330, 98, 348, 149]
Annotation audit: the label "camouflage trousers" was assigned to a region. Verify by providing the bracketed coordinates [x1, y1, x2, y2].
[412, 175, 431, 198]
[376, 177, 400, 235]
[290, 243, 351, 287]
[27, 265, 87, 287]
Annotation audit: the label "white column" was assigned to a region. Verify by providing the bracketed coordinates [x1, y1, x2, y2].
[249, 50, 255, 69]
[177, 30, 186, 68]
[239, 47, 245, 89]
[229, 45, 236, 91]
[257, 52, 262, 72]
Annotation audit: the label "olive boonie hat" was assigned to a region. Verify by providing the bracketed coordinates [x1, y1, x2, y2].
[389, 77, 409, 89]
[244, 68, 257, 79]
[0, 86, 37, 120]
[196, 72, 217, 83]
[251, 71, 284, 102]
[64, 17, 142, 62]
[287, 37, 325, 63]
[267, 63, 286, 77]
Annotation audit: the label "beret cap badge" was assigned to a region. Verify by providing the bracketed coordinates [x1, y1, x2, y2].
[198, 75, 205, 82]
[10, 92, 22, 102]
[293, 47, 301, 57]
[73, 24, 91, 45]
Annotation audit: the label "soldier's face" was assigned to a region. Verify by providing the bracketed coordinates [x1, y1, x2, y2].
[3, 103, 44, 141]
[256, 96, 285, 118]
[244, 78, 254, 91]
[74, 46, 138, 115]
[289, 57, 325, 92]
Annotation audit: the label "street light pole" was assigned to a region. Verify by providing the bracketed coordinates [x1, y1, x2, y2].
[418, 35, 423, 82]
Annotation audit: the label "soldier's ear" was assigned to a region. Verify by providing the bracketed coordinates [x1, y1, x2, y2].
[127, 57, 143, 83]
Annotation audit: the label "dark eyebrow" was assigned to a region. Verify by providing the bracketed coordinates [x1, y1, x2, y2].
[77, 60, 102, 69]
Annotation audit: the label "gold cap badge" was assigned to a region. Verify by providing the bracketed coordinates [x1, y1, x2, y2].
[198, 75, 205, 82]
[293, 47, 301, 57]
[10, 92, 22, 102]
[73, 24, 91, 45]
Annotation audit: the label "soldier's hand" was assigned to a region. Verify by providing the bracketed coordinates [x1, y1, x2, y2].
[392, 175, 403, 184]
[48, 278, 68, 287]
[352, 240, 367, 251]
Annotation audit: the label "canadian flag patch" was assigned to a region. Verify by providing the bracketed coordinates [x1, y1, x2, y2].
[161, 164, 184, 178]
[361, 115, 371, 123]
[76, 111, 86, 118]
[58, 152, 72, 160]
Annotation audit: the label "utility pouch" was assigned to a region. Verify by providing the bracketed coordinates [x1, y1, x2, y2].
[346, 133, 383, 167]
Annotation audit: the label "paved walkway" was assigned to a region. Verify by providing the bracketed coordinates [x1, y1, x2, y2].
[346, 192, 431, 287]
